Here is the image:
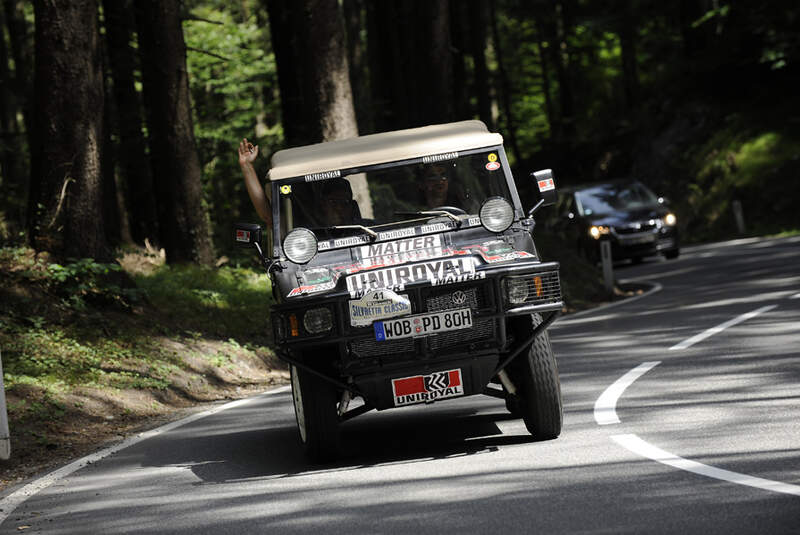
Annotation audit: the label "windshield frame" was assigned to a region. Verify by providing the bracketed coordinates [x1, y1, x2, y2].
[269, 144, 522, 259]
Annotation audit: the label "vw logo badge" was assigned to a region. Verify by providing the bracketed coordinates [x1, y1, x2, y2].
[451, 290, 467, 305]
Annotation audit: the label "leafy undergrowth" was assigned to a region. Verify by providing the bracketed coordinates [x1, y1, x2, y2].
[0, 246, 287, 490]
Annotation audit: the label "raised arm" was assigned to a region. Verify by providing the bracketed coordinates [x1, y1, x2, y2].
[238, 138, 271, 225]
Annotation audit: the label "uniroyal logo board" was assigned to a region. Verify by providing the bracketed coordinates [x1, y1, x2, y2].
[391, 369, 464, 407]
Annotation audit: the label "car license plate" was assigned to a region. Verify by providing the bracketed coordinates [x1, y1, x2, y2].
[621, 233, 655, 245]
[374, 308, 472, 341]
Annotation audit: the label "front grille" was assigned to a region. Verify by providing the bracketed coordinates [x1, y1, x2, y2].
[616, 222, 657, 234]
[428, 317, 494, 350]
[506, 271, 561, 306]
[350, 337, 414, 358]
[424, 284, 486, 312]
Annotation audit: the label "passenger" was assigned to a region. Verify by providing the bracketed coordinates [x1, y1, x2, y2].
[418, 164, 465, 211]
[321, 178, 361, 226]
[238, 138, 271, 226]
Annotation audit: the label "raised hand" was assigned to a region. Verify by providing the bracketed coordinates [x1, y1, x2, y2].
[238, 138, 259, 166]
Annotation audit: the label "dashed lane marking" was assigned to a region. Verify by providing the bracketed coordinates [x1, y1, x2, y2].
[668, 304, 778, 351]
[612, 434, 800, 497]
[594, 362, 660, 425]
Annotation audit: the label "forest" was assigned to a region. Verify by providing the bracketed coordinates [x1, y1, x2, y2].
[1, 0, 798, 263]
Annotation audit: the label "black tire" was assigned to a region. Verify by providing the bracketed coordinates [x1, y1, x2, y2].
[508, 316, 563, 440]
[290, 364, 340, 463]
[664, 248, 680, 260]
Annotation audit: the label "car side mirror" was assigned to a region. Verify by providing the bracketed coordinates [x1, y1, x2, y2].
[234, 222, 262, 248]
[528, 169, 558, 217]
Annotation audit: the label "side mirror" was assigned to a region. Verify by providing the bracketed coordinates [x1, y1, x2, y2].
[234, 222, 262, 248]
[528, 169, 557, 217]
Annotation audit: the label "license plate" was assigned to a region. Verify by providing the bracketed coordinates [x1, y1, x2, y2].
[621, 233, 655, 245]
[374, 308, 472, 341]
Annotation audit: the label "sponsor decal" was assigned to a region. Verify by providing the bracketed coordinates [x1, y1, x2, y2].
[318, 235, 371, 250]
[280, 184, 292, 194]
[287, 269, 340, 297]
[488, 153, 498, 162]
[348, 289, 411, 327]
[485, 161, 501, 171]
[377, 228, 417, 241]
[467, 216, 481, 227]
[304, 170, 341, 182]
[235, 230, 250, 243]
[392, 369, 464, 407]
[420, 222, 453, 234]
[422, 152, 459, 164]
[317, 241, 331, 251]
[359, 235, 442, 259]
[537, 178, 555, 192]
[346, 257, 483, 296]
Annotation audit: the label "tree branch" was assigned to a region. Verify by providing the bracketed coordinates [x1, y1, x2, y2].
[185, 46, 230, 62]
[182, 14, 224, 25]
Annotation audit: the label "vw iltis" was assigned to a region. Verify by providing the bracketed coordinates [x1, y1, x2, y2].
[236, 121, 565, 462]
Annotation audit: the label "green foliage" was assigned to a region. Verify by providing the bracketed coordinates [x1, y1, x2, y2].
[132, 263, 273, 340]
[183, 1, 283, 251]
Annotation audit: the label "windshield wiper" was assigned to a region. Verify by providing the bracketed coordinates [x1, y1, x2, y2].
[325, 224, 378, 241]
[394, 210, 462, 226]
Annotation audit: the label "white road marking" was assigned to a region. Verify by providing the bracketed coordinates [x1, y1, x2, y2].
[0, 385, 291, 526]
[668, 304, 778, 351]
[791, 293, 800, 300]
[612, 434, 800, 497]
[594, 362, 661, 425]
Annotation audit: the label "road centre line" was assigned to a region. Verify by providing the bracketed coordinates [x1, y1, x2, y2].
[791, 293, 800, 299]
[0, 385, 291, 526]
[668, 304, 778, 351]
[594, 362, 661, 425]
[612, 434, 800, 497]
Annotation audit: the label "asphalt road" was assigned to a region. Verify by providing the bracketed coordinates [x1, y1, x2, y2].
[2, 236, 799, 534]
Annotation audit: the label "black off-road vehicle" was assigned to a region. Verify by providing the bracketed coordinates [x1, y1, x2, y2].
[236, 121, 564, 462]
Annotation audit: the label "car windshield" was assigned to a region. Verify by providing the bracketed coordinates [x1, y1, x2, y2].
[574, 182, 659, 216]
[276, 150, 512, 238]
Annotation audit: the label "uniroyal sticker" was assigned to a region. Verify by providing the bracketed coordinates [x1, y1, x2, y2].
[392, 369, 464, 407]
[467, 216, 481, 227]
[304, 170, 341, 182]
[485, 161, 501, 171]
[377, 228, 417, 241]
[346, 257, 484, 296]
[420, 222, 453, 234]
[422, 152, 458, 164]
[348, 289, 411, 327]
[537, 178, 555, 192]
[235, 230, 250, 242]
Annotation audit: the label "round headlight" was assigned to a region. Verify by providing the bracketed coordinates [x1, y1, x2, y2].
[505, 278, 529, 305]
[283, 228, 318, 264]
[664, 213, 677, 226]
[479, 197, 514, 233]
[303, 307, 333, 334]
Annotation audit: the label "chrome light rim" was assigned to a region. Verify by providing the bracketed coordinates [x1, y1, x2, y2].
[479, 197, 514, 233]
[283, 227, 318, 264]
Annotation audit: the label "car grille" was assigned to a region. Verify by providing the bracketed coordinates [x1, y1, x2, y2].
[350, 337, 415, 359]
[423, 285, 486, 312]
[615, 221, 657, 234]
[428, 317, 494, 350]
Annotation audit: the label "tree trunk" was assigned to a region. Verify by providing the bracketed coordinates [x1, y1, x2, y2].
[103, 0, 158, 245]
[618, 4, 640, 110]
[29, 0, 109, 260]
[450, 0, 470, 120]
[468, 0, 493, 130]
[0, 5, 22, 212]
[268, 0, 372, 217]
[135, 0, 215, 265]
[489, 0, 520, 160]
[342, 0, 372, 134]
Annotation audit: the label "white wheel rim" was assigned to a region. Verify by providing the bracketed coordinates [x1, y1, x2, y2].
[290, 365, 307, 443]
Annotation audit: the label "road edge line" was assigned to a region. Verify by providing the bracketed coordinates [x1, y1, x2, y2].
[0, 385, 291, 526]
[668, 304, 778, 351]
[594, 362, 661, 425]
[611, 433, 800, 497]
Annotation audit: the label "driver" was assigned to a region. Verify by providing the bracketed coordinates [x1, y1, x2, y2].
[321, 178, 360, 226]
[419, 164, 451, 209]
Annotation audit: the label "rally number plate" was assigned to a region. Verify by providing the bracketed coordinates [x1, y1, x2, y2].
[374, 308, 472, 341]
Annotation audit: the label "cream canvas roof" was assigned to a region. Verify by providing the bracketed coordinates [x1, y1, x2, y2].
[268, 120, 503, 181]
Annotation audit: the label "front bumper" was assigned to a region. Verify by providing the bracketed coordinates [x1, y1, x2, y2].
[272, 260, 563, 376]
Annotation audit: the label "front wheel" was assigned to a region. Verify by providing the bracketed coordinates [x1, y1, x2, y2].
[290, 364, 340, 463]
[663, 248, 680, 260]
[508, 316, 563, 440]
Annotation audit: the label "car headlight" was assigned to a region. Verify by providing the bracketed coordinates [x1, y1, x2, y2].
[283, 228, 318, 264]
[480, 197, 514, 233]
[504, 277, 530, 305]
[303, 307, 333, 334]
[589, 225, 610, 239]
[664, 213, 677, 226]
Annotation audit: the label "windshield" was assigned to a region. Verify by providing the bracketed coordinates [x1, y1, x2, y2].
[275, 150, 512, 239]
[575, 182, 659, 216]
